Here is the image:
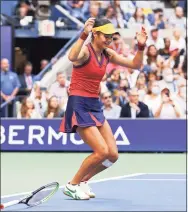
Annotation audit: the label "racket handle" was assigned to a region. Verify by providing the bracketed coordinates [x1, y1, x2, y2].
[1, 200, 19, 209]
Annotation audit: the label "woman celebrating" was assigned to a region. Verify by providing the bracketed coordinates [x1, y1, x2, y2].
[59, 17, 148, 200]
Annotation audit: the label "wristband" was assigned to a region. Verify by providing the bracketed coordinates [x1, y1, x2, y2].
[80, 31, 88, 41]
[138, 43, 146, 51]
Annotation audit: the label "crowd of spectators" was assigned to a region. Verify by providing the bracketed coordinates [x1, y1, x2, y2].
[0, 0, 187, 119]
[1, 0, 186, 30]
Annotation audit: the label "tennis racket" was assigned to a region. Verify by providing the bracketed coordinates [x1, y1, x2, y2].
[0, 182, 59, 210]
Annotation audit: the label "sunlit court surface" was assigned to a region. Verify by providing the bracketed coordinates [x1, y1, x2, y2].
[1, 153, 186, 211]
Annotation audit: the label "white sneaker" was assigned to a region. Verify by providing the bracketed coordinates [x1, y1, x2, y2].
[63, 183, 90, 200]
[80, 181, 96, 198]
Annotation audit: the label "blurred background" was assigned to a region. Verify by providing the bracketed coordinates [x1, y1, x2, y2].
[0, 0, 187, 197]
[0, 0, 187, 119]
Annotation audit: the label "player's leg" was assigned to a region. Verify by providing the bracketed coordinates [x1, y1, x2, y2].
[81, 120, 118, 182]
[64, 126, 109, 200]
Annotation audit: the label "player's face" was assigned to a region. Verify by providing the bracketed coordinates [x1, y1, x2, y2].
[97, 32, 113, 48]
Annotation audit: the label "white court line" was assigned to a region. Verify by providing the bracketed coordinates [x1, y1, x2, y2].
[145, 173, 186, 175]
[1, 173, 145, 199]
[121, 179, 186, 181]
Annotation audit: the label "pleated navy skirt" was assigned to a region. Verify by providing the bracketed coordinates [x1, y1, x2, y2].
[59, 95, 105, 133]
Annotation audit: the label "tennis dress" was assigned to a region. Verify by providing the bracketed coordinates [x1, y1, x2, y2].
[59, 43, 109, 133]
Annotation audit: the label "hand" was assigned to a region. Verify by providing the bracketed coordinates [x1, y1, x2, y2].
[130, 102, 140, 112]
[136, 27, 148, 46]
[6, 96, 14, 102]
[27, 109, 33, 118]
[84, 17, 95, 35]
[3, 95, 8, 101]
[47, 112, 54, 118]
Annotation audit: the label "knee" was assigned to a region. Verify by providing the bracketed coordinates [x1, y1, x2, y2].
[108, 150, 119, 163]
[96, 146, 109, 161]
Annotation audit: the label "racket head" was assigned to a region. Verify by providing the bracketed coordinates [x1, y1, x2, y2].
[22, 182, 59, 207]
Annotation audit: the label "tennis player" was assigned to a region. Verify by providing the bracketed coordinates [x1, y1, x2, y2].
[59, 17, 148, 200]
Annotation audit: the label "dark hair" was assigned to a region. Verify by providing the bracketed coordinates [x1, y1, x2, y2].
[20, 97, 34, 118]
[24, 61, 32, 67]
[47, 96, 60, 117]
[147, 45, 158, 65]
[113, 32, 121, 36]
[133, 7, 145, 23]
[93, 18, 111, 28]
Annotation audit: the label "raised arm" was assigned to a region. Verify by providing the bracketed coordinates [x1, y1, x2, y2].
[68, 18, 95, 63]
[106, 27, 148, 69]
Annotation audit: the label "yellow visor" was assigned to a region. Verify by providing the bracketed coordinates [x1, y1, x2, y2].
[92, 23, 117, 35]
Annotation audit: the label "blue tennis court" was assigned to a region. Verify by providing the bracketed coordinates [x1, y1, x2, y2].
[1, 173, 186, 211]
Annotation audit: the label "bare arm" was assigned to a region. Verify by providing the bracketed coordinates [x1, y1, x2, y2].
[154, 102, 163, 118]
[106, 48, 144, 69]
[68, 39, 87, 62]
[173, 105, 181, 118]
[68, 17, 95, 63]
[107, 26, 147, 69]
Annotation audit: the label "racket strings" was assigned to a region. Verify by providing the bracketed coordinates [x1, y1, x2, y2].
[27, 184, 58, 205]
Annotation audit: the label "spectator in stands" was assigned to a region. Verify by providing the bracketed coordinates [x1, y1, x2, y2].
[66, 0, 87, 22]
[48, 72, 70, 110]
[146, 28, 164, 50]
[101, 91, 121, 119]
[19, 62, 35, 95]
[171, 29, 186, 53]
[143, 80, 161, 117]
[120, 87, 150, 118]
[44, 96, 64, 118]
[136, 76, 148, 101]
[40, 59, 49, 71]
[127, 7, 151, 29]
[158, 68, 177, 93]
[15, 0, 35, 26]
[174, 84, 187, 118]
[84, 3, 100, 21]
[153, 88, 182, 118]
[148, 72, 158, 84]
[153, 8, 166, 29]
[113, 79, 128, 107]
[118, 0, 136, 20]
[168, 6, 186, 29]
[30, 82, 48, 117]
[164, 45, 184, 70]
[110, 32, 130, 56]
[1, 58, 21, 117]
[106, 32, 130, 73]
[113, 0, 126, 28]
[158, 38, 171, 60]
[104, 6, 118, 28]
[106, 69, 121, 93]
[144, 45, 163, 72]
[17, 97, 41, 118]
